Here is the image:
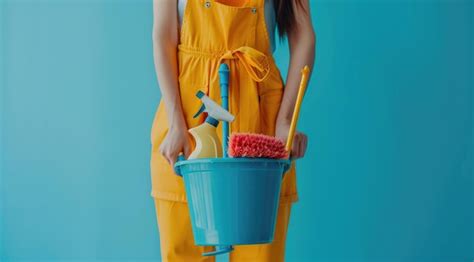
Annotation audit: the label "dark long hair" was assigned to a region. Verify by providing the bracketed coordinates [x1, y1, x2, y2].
[273, 0, 304, 37]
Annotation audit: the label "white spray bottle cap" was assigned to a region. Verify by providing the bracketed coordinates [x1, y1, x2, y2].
[193, 91, 235, 122]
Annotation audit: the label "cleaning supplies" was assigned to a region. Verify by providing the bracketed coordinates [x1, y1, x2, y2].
[188, 91, 234, 159]
[188, 118, 222, 159]
[228, 133, 288, 159]
[227, 65, 311, 159]
[174, 63, 295, 257]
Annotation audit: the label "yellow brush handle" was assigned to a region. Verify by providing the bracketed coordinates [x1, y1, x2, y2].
[285, 65, 310, 153]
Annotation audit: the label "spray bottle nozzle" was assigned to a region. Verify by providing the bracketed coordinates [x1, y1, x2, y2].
[193, 91, 235, 123]
[193, 91, 207, 118]
[196, 90, 205, 99]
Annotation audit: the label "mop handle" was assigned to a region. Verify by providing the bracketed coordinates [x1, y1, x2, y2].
[285, 65, 310, 153]
[218, 63, 230, 158]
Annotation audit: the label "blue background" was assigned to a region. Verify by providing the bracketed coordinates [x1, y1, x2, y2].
[0, 0, 472, 261]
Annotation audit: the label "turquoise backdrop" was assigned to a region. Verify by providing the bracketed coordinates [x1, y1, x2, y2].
[0, 0, 472, 261]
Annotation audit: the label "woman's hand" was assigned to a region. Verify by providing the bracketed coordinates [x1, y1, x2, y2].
[275, 120, 308, 159]
[159, 123, 192, 167]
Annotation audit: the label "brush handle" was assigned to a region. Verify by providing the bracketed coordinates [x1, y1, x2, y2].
[219, 63, 230, 158]
[285, 66, 310, 153]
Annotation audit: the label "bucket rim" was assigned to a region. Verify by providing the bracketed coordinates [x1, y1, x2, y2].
[175, 157, 291, 167]
[174, 157, 292, 177]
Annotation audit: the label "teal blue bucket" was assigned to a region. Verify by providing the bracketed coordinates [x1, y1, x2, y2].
[174, 157, 291, 256]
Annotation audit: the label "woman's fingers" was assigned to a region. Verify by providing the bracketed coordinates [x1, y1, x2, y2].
[158, 126, 194, 169]
[159, 144, 170, 164]
[300, 133, 308, 158]
[159, 144, 177, 166]
[292, 133, 301, 158]
[169, 151, 179, 167]
[296, 135, 303, 158]
[297, 134, 304, 158]
[292, 132, 308, 159]
[162, 149, 173, 165]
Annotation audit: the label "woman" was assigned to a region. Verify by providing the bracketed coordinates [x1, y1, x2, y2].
[150, 0, 315, 261]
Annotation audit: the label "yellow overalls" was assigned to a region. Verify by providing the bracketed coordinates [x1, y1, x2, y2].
[150, 0, 298, 260]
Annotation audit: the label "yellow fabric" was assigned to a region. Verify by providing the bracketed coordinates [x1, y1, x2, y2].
[154, 198, 292, 262]
[150, 0, 298, 203]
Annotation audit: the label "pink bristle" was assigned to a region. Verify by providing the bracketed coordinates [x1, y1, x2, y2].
[228, 133, 289, 159]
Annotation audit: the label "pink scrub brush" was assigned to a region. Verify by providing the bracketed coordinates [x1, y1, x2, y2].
[228, 133, 289, 159]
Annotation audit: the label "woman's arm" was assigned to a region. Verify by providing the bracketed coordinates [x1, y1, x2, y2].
[152, 0, 191, 165]
[275, 0, 316, 158]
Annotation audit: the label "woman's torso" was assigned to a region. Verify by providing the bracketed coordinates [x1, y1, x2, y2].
[177, 0, 277, 52]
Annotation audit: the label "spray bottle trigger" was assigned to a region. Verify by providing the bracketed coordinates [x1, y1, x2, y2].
[193, 104, 205, 118]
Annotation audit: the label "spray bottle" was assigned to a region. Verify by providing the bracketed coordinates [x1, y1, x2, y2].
[188, 91, 234, 159]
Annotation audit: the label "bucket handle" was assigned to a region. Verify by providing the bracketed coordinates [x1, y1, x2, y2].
[173, 154, 186, 177]
[282, 159, 293, 175]
[203, 245, 234, 256]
